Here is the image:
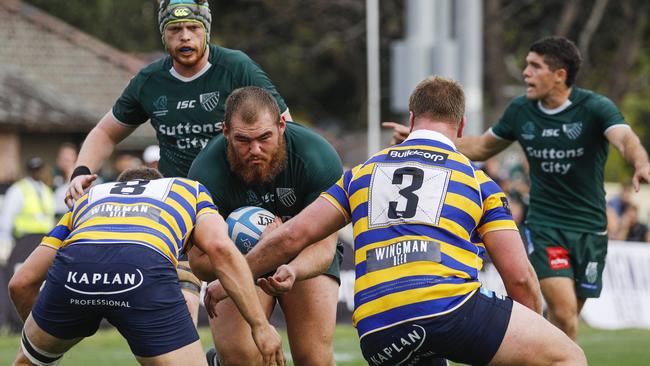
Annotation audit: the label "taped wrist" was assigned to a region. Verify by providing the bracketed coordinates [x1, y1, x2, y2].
[177, 261, 202, 296]
[70, 166, 91, 181]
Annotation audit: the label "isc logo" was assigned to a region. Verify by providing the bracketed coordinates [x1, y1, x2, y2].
[177, 100, 196, 109]
[542, 129, 560, 137]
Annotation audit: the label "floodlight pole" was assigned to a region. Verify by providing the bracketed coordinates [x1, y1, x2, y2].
[366, 0, 381, 156]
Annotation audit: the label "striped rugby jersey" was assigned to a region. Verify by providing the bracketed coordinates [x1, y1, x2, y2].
[42, 178, 218, 266]
[321, 129, 517, 337]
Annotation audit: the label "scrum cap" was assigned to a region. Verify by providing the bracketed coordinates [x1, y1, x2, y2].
[158, 0, 211, 43]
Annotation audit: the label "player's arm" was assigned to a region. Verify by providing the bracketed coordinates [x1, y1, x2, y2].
[187, 245, 216, 282]
[381, 121, 411, 145]
[192, 213, 284, 363]
[483, 230, 542, 314]
[8, 245, 57, 321]
[456, 129, 513, 162]
[284, 232, 338, 281]
[606, 126, 650, 191]
[66, 112, 136, 206]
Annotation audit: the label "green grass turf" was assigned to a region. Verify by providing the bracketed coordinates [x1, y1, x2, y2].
[1, 323, 649, 365]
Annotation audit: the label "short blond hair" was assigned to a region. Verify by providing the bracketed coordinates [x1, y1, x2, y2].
[409, 76, 465, 125]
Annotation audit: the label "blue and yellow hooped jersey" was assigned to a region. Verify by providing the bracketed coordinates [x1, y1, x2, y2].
[42, 178, 218, 266]
[321, 130, 517, 337]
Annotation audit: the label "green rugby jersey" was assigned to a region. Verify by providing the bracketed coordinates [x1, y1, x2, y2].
[491, 87, 626, 233]
[112, 44, 288, 178]
[187, 122, 343, 221]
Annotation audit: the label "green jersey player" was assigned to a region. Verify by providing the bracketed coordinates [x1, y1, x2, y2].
[188, 86, 342, 366]
[456, 37, 650, 340]
[61, 0, 291, 347]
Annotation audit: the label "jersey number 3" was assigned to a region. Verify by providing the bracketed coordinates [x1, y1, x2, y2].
[368, 163, 450, 228]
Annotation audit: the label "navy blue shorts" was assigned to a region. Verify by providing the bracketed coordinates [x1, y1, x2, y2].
[31, 244, 198, 357]
[359, 288, 513, 366]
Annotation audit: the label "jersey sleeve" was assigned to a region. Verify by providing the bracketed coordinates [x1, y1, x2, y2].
[111, 74, 150, 126]
[41, 211, 73, 249]
[187, 140, 228, 212]
[196, 182, 219, 218]
[490, 101, 519, 141]
[588, 94, 627, 132]
[320, 167, 356, 222]
[475, 169, 518, 236]
[301, 135, 344, 204]
[237, 55, 289, 114]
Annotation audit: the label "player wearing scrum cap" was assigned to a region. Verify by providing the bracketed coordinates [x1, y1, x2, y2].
[59, 0, 291, 330]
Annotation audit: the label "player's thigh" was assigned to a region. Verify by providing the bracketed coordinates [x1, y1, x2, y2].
[488, 301, 585, 366]
[571, 232, 607, 299]
[539, 276, 577, 312]
[16, 314, 82, 365]
[136, 340, 206, 366]
[525, 225, 574, 280]
[209, 287, 275, 360]
[280, 275, 338, 363]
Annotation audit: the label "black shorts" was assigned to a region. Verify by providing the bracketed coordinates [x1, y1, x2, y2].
[31, 244, 198, 357]
[359, 288, 512, 366]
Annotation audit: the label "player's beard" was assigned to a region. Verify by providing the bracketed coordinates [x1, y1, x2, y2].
[227, 135, 287, 185]
[170, 42, 206, 68]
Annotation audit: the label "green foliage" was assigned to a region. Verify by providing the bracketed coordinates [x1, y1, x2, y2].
[24, 0, 160, 52]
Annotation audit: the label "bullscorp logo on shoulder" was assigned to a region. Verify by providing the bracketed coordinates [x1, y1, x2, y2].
[386, 149, 448, 164]
[65, 268, 144, 295]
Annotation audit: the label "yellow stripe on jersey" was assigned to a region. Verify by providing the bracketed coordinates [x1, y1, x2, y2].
[39, 178, 218, 266]
[352, 281, 481, 325]
[355, 260, 471, 293]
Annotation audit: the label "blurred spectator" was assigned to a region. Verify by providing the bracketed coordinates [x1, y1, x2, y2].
[0, 157, 55, 251]
[142, 145, 160, 169]
[52, 143, 78, 219]
[617, 204, 650, 243]
[51, 142, 78, 189]
[98, 152, 143, 182]
[606, 205, 620, 240]
[608, 182, 633, 218]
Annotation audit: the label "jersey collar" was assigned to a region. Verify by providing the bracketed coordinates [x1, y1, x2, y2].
[169, 61, 212, 82]
[405, 129, 456, 149]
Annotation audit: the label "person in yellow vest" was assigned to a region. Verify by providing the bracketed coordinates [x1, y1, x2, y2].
[0, 157, 55, 250]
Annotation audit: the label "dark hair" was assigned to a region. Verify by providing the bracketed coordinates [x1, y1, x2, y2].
[116, 167, 163, 182]
[409, 76, 465, 125]
[530, 37, 582, 87]
[223, 86, 281, 128]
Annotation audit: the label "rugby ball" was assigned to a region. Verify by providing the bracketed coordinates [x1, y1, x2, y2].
[226, 206, 275, 254]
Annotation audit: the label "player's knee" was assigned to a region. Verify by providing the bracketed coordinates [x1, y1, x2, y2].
[290, 342, 334, 366]
[550, 305, 578, 327]
[20, 329, 64, 366]
[559, 342, 587, 366]
[217, 347, 262, 366]
[8, 275, 30, 304]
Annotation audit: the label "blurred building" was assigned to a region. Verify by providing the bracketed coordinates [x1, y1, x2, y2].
[0, 0, 155, 184]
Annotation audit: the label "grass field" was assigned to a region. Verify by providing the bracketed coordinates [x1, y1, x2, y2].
[1, 323, 650, 365]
